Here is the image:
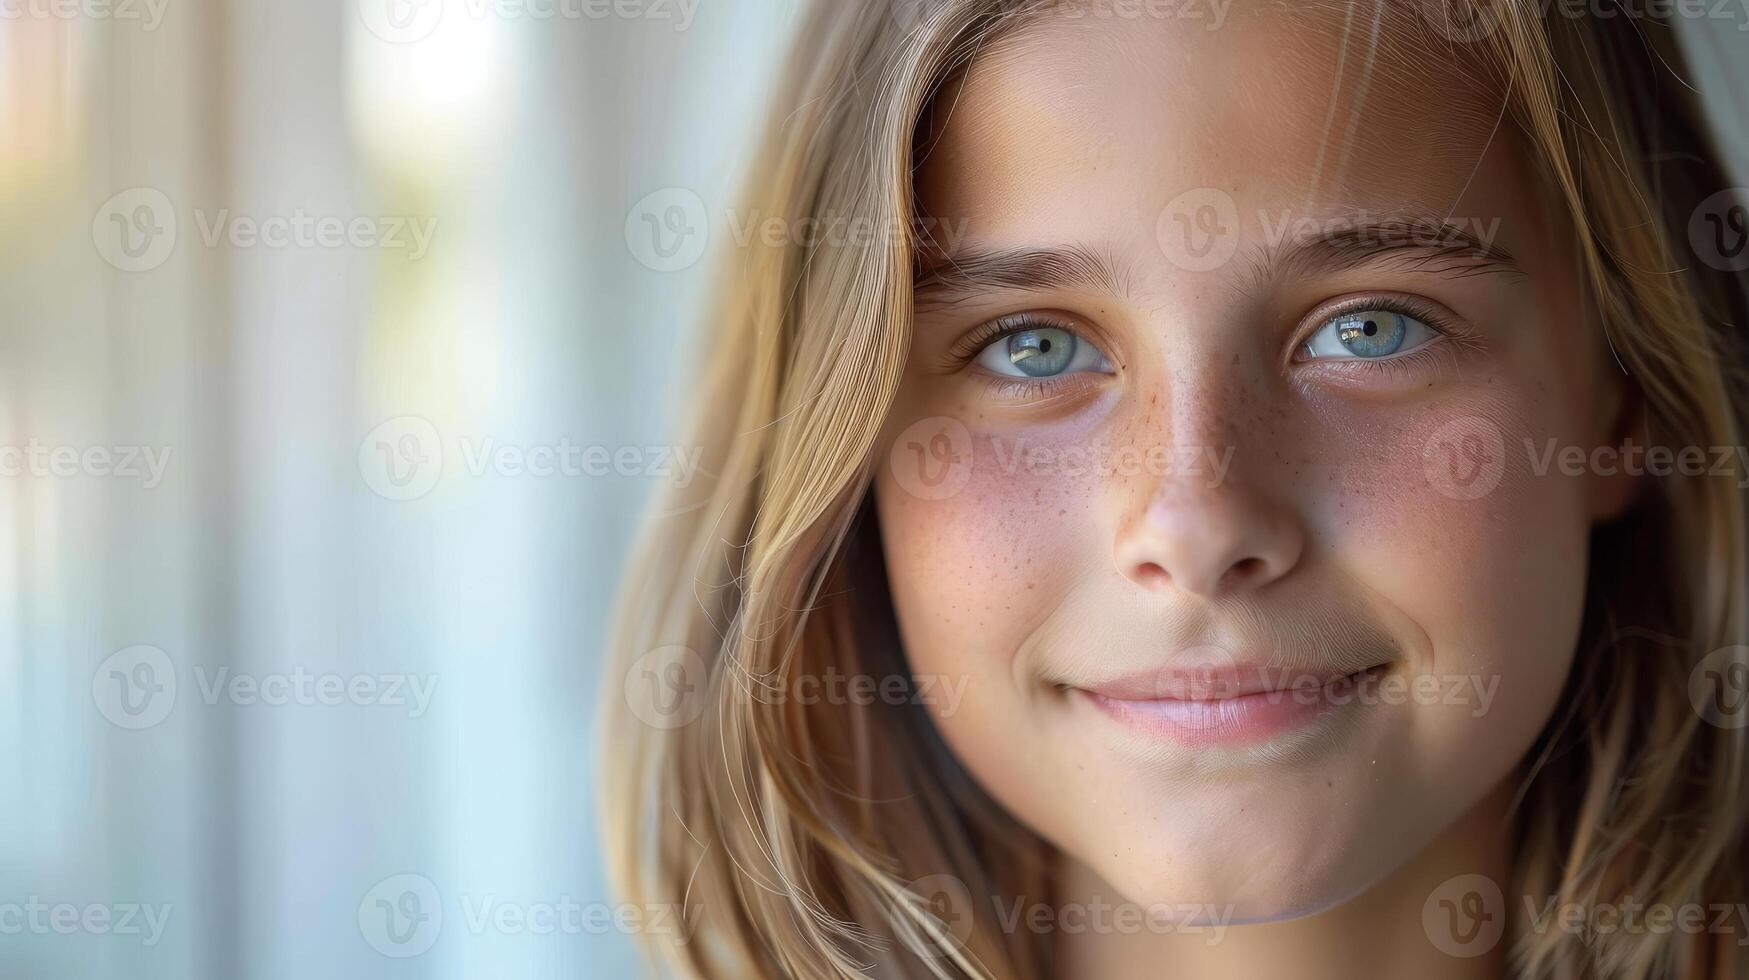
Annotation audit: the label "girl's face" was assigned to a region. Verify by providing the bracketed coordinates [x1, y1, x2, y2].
[874, 4, 1634, 920]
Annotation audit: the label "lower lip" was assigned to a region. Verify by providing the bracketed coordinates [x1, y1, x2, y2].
[1079, 666, 1388, 747]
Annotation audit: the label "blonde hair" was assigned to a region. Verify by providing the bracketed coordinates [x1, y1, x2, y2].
[600, 2, 1749, 977]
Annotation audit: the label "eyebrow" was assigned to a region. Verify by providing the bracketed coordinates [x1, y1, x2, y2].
[911, 215, 1522, 306]
[913, 242, 1131, 308]
[1242, 217, 1524, 292]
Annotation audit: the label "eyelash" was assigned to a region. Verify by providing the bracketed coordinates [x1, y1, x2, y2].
[946, 312, 1082, 364]
[1289, 294, 1475, 378]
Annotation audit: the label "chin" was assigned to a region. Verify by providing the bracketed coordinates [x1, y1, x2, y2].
[1089, 843, 1377, 924]
[1052, 770, 1435, 926]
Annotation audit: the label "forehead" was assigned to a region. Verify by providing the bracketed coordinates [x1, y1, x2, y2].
[915, 1, 1517, 243]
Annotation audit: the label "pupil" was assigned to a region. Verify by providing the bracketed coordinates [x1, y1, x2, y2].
[1362, 320, 1377, 336]
[1038, 338, 1052, 353]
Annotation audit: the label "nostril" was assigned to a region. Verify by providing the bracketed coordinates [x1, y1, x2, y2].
[1227, 557, 1266, 583]
[1134, 561, 1171, 589]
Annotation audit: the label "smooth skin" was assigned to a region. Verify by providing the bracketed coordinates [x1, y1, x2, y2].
[873, 4, 1638, 977]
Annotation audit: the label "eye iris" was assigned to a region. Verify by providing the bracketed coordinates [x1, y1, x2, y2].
[1336, 312, 1406, 357]
[1007, 328, 1076, 377]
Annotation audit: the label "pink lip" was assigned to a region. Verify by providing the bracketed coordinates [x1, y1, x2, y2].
[1076, 663, 1388, 747]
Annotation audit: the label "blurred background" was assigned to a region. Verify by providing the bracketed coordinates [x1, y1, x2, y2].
[0, 1, 796, 976]
[0, 1, 1743, 977]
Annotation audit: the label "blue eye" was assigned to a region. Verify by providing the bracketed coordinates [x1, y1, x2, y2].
[1302, 309, 1437, 360]
[975, 325, 1112, 378]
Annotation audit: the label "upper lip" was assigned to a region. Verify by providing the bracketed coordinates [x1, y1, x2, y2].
[1077, 657, 1387, 702]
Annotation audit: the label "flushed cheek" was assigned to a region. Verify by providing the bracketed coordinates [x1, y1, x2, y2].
[875, 413, 1125, 776]
[1296, 369, 1587, 559]
[1299, 393, 1589, 768]
[876, 420, 1112, 657]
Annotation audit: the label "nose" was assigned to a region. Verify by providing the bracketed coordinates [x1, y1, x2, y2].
[1116, 487, 1303, 596]
[1114, 454, 1304, 598]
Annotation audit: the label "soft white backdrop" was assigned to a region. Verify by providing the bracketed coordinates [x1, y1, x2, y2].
[0, 1, 1741, 978]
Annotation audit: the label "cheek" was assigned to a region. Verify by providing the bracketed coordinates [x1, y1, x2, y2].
[874, 417, 1110, 671]
[1303, 385, 1592, 774]
[874, 407, 1123, 804]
